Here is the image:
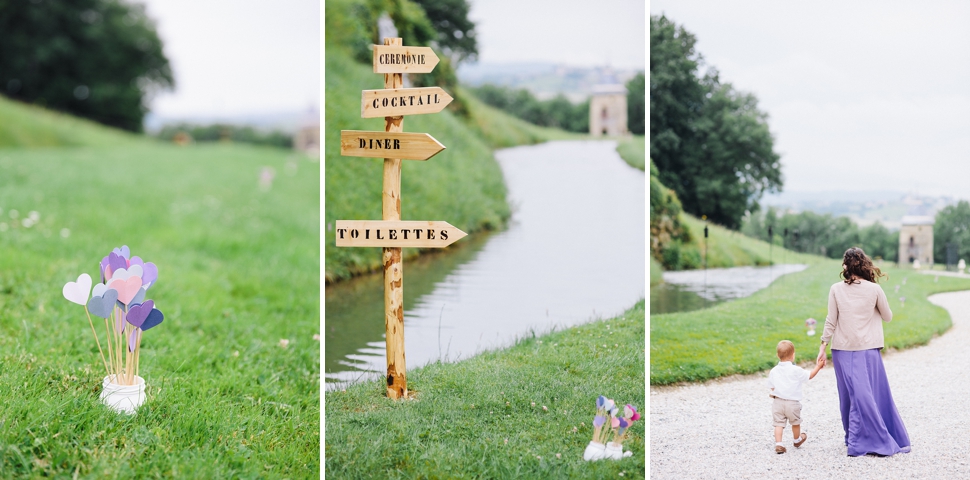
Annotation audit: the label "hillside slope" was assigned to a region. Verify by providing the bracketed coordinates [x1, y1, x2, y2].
[0, 94, 136, 148]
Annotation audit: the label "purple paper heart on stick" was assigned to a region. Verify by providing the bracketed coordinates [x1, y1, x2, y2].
[593, 415, 606, 428]
[141, 308, 164, 331]
[126, 300, 154, 328]
[87, 289, 119, 319]
[129, 329, 138, 352]
[130, 256, 144, 268]
[107, 252, 127, 280]
[100, 256, 110, 282]
[113, 245, 130, 259]
[141, 262, 158, 287]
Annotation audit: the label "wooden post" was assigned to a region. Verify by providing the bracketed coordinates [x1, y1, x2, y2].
[382, 37, 407, 399]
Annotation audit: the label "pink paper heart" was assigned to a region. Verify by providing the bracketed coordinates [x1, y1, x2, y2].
[108, 276, 143, 305]
[62, 273, 92, 306]
[611, 417, 620, 428]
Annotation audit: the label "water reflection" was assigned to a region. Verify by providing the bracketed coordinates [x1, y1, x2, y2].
[325, 141, 645, 388]
[650, 264, 808, 315]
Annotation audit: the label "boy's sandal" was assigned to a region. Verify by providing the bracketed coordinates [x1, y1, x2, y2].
[794, 433, 807, 448]
[775, 445, 786, 454]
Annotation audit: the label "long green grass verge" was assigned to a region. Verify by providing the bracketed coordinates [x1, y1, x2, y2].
[650, 261, 970, 385]
[0, 94, 137, 148]
[325, 301, 645, 478]
[616, 136, 645, 171]
[458, 88, 586, 149]
[0, 143, 319, 477]
[678, 213, 819, 269]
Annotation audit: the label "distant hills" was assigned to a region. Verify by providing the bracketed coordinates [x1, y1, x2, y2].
[761, 190, 962, 230]
[457, 62, 642, 102]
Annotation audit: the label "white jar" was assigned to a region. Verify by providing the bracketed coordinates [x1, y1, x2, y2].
[100, 375, 146, 414]
[583, 441, 606, 461]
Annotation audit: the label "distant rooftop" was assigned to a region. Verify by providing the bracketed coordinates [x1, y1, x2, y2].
[901, 215, 934, 226]
[592, 84, 626, 95]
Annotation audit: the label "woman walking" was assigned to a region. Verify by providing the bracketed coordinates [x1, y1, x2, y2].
[817, 247, 910, 456]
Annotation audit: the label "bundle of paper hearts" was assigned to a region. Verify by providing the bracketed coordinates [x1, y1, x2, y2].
[582, 395, 640, 461]
[62, 245, 164, 413]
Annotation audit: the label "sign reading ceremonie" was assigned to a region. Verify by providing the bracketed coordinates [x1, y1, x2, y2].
[335, 38, 463, 400]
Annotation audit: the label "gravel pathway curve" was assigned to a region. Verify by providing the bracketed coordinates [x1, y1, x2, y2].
[650, 290, 970, 479]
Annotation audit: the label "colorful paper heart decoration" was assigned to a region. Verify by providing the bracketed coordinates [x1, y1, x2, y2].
[87, 289, 119, 319]
[611, 417, 620, 428]
[107, 252, 127, 278]
[100, 256, 110, 282]
[113, 245, 130, 259]
[110, 265, 143, 282]
[141, 262, 158, 287]
[129, 286, 147, 306]
[596, 396, 606, 409]
[141, 308, 164, 331]
[62, 273, 92, 306]
[92, 283, 111, 298]
[128, 329, 138, 352]
[593, 415, 606, 428]
[108, 276, 143, 305]
[126, 300, 154, 328]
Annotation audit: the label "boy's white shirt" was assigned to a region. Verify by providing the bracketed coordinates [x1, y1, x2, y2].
[766, 361, 810, 401]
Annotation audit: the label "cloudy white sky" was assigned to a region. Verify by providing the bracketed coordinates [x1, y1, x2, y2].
[650, 1, 970, 199]
[470, 0, 645, 69]
[141, 0, 319, 119]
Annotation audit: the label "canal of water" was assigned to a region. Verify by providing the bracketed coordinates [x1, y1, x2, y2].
[325, 140, 645, 388]
[650, 263, 809, 314]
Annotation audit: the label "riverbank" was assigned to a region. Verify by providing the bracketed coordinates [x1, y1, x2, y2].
[651, 290, 970, 478]
[616, 136, 645, 170]
[325, 300, 644, 478]
[651, 261, 970, 384]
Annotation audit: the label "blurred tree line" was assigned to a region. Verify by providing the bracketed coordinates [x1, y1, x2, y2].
[741, 208, 899, 262]
[326, 0, 476, 115]
[935, 200, 970, 266]
[469, 85, 590, 132]
[153, 123, 292, 149]
[651, 14, 782, 230]
[0, 0, 173, 132]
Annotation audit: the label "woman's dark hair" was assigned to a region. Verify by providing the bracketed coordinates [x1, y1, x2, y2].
[841, 247, 887, 284]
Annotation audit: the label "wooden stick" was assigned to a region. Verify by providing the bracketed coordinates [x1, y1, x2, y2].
[134, 329, 142, 379]
[102, 316, 115, 379]
[83, 306, 110, 377]
[382, 37, 407, 400]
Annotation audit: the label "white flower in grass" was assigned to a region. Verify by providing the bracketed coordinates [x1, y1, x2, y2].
[542, 405, 548, 411]
[313, 334, 320, 341]
[555, 453, 561, 459]
[279, 339, 290, 348]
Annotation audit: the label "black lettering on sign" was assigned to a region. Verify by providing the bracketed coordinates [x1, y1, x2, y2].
[402, 229, 410, 239]
[373, 98, 379, 109]
[351, 229, 359, 239]
[337, 228, 347, 239]
[365, 229, 370, 239]
[441, 230, 448, 240]
[376, 230, 384, 240]
[389, 230, 397, 240]
[393, 139, 400, 149]
[428, 229, 435, 240]
[359, 139, 366, 148]
[414, 229, 422, 239]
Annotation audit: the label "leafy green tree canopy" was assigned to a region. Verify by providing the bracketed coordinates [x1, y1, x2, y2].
[0, 0, 174, 132]
[627, 72, 645, 135]
[935, 200, 970, 266]
[651, 14, 782, 229]
[411, 0, 478, 64]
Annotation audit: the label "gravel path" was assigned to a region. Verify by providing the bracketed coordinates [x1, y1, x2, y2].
[650, 290, 970, 479]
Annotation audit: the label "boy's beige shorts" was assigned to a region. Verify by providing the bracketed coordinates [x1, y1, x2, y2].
[771, 397, 802, 427]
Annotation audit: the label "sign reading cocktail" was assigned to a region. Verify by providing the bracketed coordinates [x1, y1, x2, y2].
[334, 39, 463, 400]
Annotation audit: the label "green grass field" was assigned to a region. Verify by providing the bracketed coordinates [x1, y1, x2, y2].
[677, 213, 819, 270]
[651, 261, 970, 385]
[0, 98, 319, 476]
[325, 301, 644, 478]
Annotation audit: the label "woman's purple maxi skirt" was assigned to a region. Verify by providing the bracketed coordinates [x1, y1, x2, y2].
[832, 349, 911, 456]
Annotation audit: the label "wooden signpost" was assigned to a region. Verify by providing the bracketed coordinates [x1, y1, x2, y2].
[335, 38, 464, 399]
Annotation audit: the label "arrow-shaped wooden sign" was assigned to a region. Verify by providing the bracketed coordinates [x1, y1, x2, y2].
[340, 130, 445, 160]
[373, 45, 439, 74]
[335, 220, 467, 248]
[361, 87, 453, 118]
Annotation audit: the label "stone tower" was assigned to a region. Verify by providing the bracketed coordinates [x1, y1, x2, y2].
[589, 81, 627, 137]
[898, 214, 934, 267]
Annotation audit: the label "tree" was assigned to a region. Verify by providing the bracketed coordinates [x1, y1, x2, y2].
[934, 200, 970, 266]
[411, 0, 477, 64]
[0, 0, 173, 132]
[650, 15, 782, 229]
[626, 72, 645, 134]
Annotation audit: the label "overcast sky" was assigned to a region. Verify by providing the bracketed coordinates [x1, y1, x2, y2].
[469, 0, 645, 69]
[141, 0, 319, 118]
[650, 1, 970, 199]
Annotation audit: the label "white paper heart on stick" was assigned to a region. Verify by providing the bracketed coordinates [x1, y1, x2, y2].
[92, 283, 110, 298]
[62, 273, 92, 306]
[110, 265, 143, 282]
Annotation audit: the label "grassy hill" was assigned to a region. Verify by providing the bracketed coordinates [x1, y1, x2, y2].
[0, 102, 319, 476]
[0, 94, 137, 148]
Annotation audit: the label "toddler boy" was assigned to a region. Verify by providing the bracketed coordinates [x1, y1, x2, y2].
[766, 340, 824, 454]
